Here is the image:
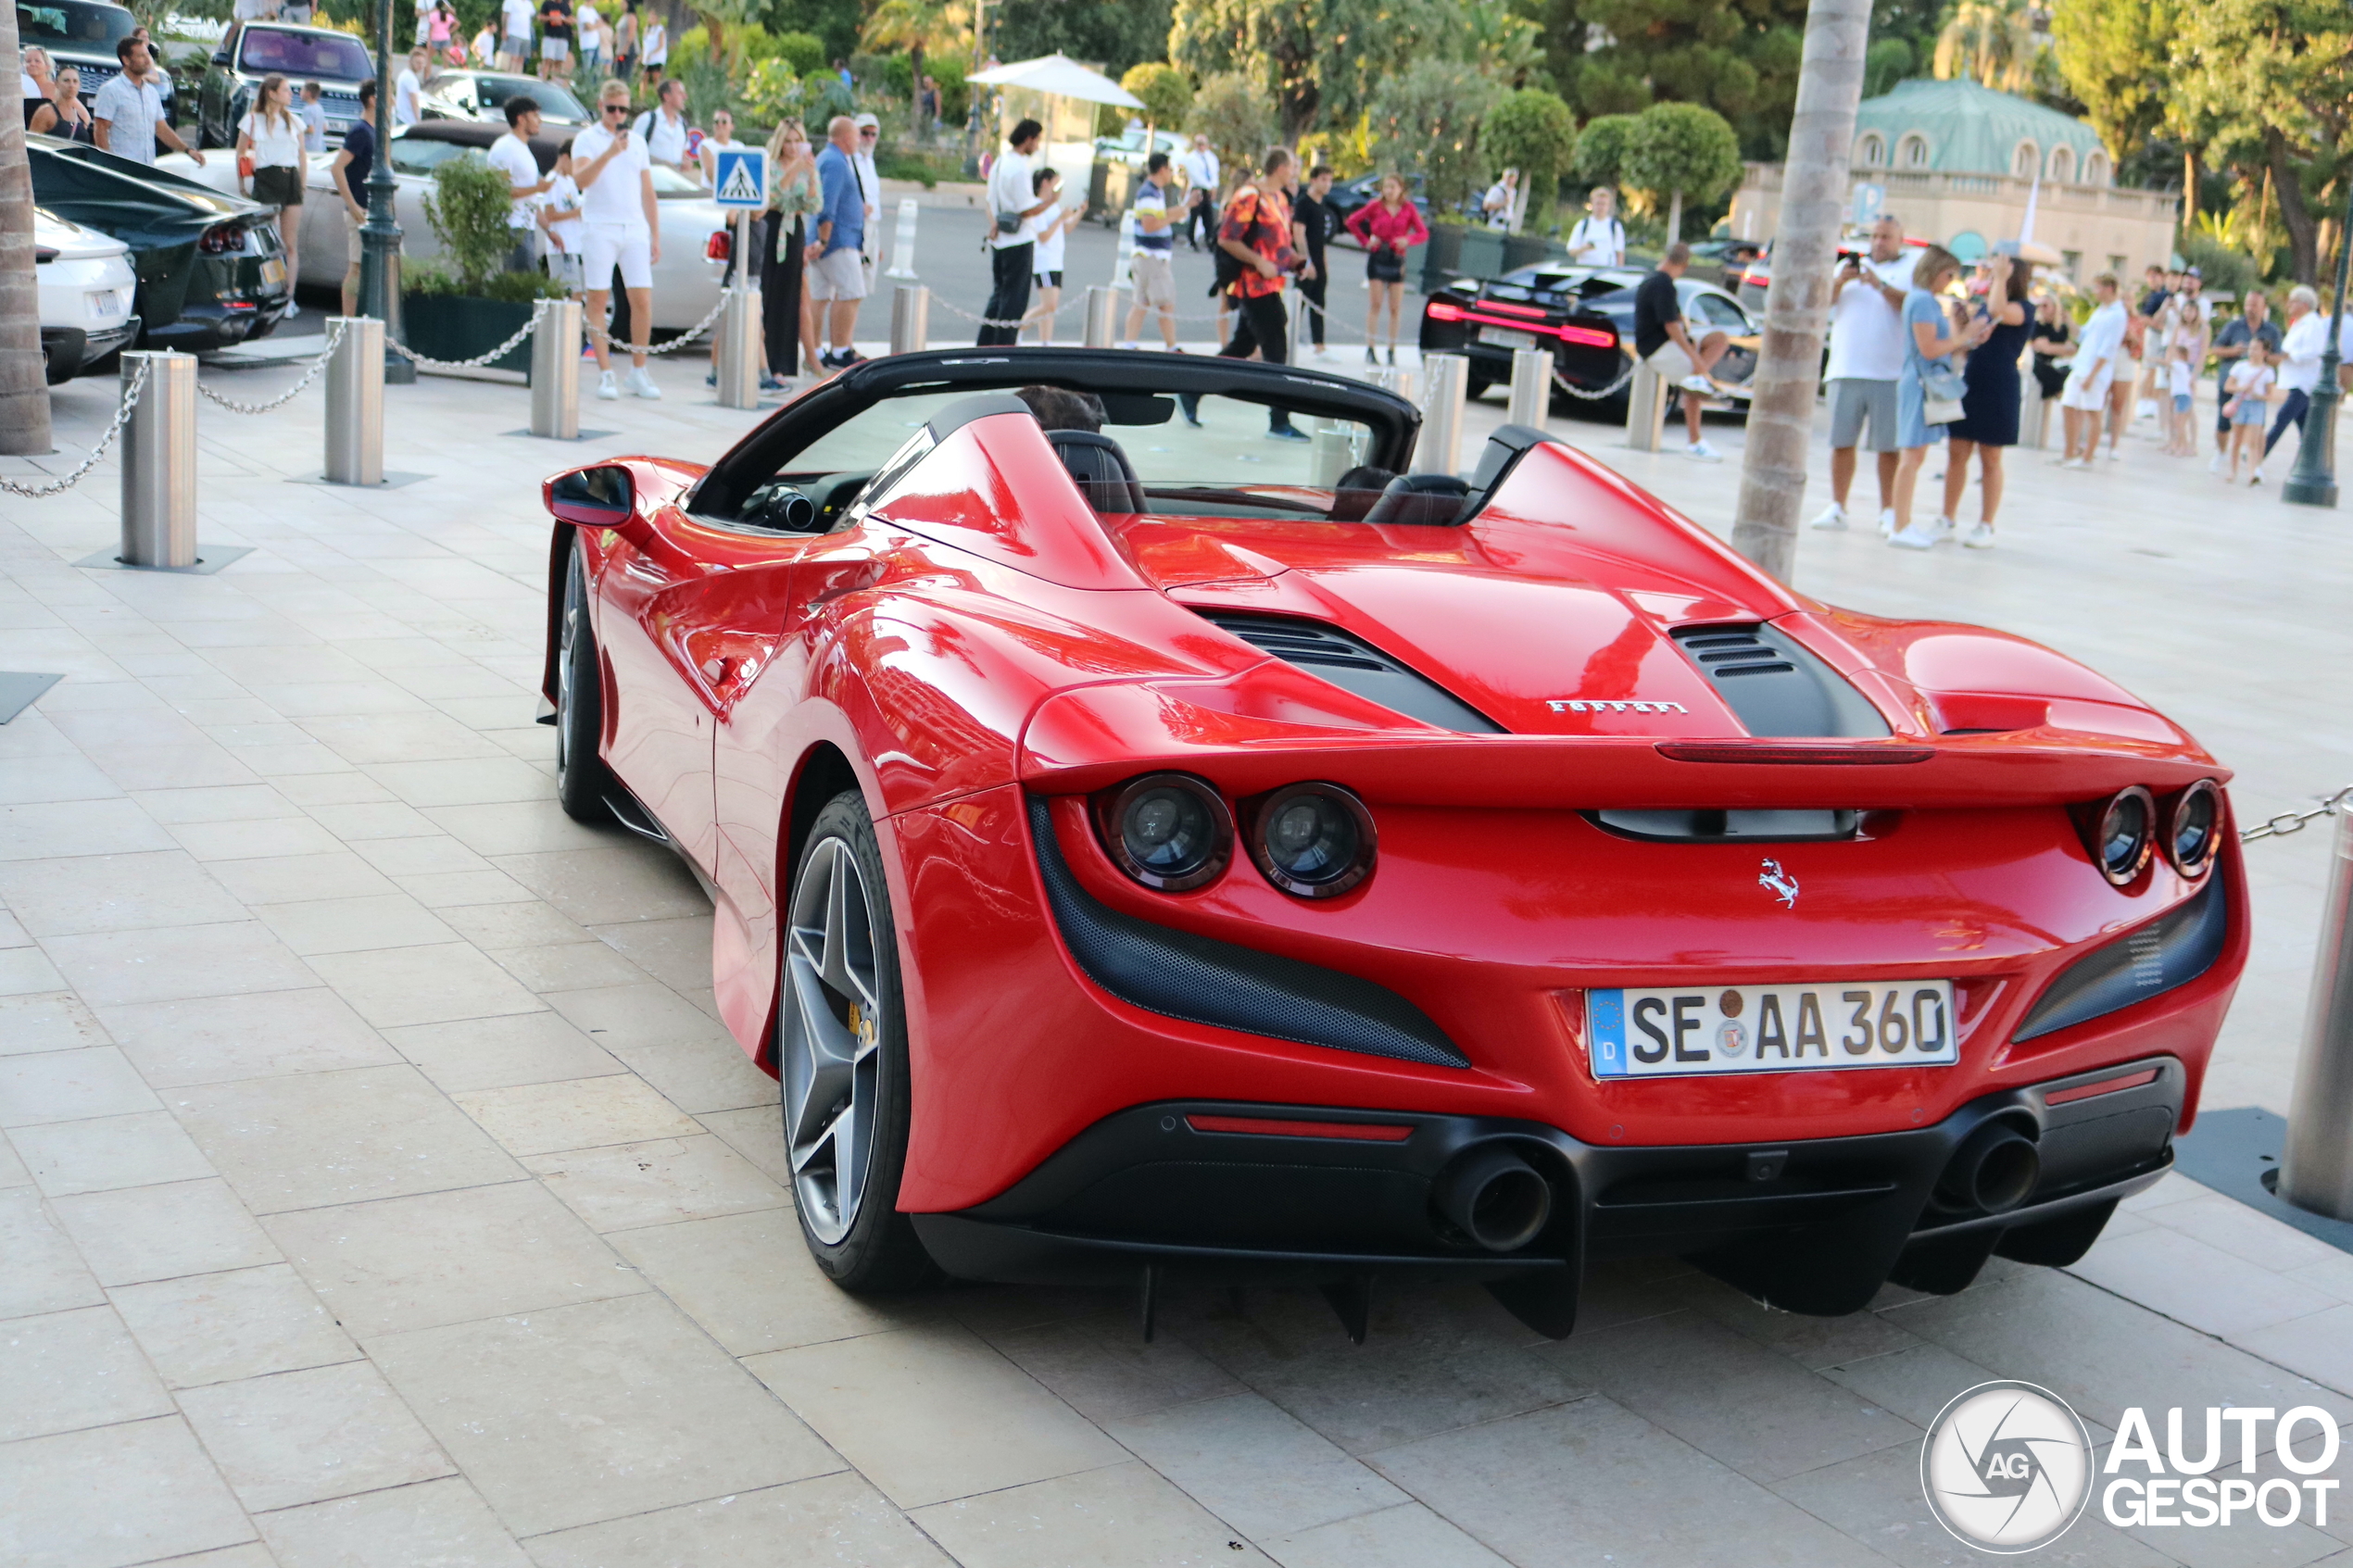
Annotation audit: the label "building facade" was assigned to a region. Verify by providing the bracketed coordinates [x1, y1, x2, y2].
[1727, 78, 2179, 284]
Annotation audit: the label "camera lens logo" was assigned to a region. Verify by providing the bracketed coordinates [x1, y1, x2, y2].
[1921, 1381, 2094, 1553]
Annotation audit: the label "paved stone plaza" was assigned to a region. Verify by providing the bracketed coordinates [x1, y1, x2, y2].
[4, 345, 2352, 1568]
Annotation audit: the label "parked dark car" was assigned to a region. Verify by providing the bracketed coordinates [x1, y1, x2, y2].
[1323, 171, 1430, 247]
[1420, 264, 1760, 419]
[28, 134, 291, 354]
[196, 22, 374, 150]
[19, 0, 176, 119]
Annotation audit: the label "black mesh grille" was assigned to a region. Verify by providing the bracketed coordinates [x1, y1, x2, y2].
[1027, 796, 1469, 1069]
[2014, 879, 2227, 1043]
[1196, 611, 1504, 734]
[1669, 623, 1892, 739]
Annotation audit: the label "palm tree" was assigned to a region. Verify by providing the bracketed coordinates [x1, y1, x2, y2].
[1727, 0, 1875, 579]
[862, 0, 975, 117]
[1933, 0, 2039, 94]
[2, 0, 54, 456]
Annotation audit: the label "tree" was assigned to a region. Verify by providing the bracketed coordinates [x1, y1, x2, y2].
[766, 0, 862, 66]
[992, 0, 1178, 77]
[1172, 0, 1441, 143]
[1479, 88, 1578, 228]
[2, 0, 52, 456]
[1574, 112, 1638, 187]
[1189, 70, 1277, 183]
[861, 0, 973, 112]
[1728, 0, 1874, 580]
[1124, 61, 1195, 144]
[1518, 0, 1810, 157]
[1862, 38, 1913, 96]
[2048, 0, 2177, 157]
[1623, 100, 1743, 241]
[1931, 0, 2038, 91]
[1367, 58, 1506, 212]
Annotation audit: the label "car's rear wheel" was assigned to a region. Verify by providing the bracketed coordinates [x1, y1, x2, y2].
[554, 541, 615, 823]
[781, 791, 933, 1290]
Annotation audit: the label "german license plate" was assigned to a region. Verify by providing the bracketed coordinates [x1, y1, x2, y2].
[261, 258, 287, 287]
[1478, 325, 1537, 351]
[1587, 980, 1958, 1079]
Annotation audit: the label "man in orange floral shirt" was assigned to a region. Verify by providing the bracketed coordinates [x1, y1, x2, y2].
[1215, 146, 1309, 441]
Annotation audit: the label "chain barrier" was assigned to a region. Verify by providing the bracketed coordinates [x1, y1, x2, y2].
[930, 294, 1073, 332]
[1553, 362, 1636, 402]
[391, 298, 554, 370]
[195, 320, 350, 414]
[2240, 786, 2353, 845]
[0, 358, 151, 498]
[584, 291, 732, 357]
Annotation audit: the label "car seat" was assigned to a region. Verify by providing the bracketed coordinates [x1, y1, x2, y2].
[1047, 430, 1148, 514]
[1362, 473, 1471, 526]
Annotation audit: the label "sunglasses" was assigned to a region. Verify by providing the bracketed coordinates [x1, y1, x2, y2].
[602, 104, 629, 115]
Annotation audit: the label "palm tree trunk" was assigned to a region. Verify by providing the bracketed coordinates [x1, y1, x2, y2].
[1, 0, 55, 456]
[1728, 0, 1872, 580]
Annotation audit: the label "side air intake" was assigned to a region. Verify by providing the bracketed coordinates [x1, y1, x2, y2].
[1670, 623, 1891, 739]
[1197, 611, 1504, 734]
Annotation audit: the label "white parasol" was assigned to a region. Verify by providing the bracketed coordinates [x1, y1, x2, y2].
[966, 53, 1143, 108]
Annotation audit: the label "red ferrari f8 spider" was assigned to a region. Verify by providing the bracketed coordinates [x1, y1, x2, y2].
[537, 351, 2241, 1340]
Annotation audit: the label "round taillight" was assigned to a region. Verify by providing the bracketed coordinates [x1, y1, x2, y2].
[2092, 786, 2156, 885]
[704, 230, 730, 262]
[2166, 780, 2221, 878]
[1251, 784, 1377, 898]
[1096, 774, 1231, 891]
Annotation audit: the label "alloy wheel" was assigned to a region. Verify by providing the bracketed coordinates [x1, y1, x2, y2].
[781, 834, 884, 1244]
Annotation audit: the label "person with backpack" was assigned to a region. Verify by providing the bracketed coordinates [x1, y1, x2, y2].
[1212, 146, 1309, 441]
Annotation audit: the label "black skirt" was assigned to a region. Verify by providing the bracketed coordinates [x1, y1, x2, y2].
[760, 213, 804, 375]
[1367, 249, 1405, 283]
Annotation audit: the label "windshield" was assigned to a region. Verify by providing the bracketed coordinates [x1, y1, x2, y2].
[17, 0, 134, 51]
[239, 28, 372, 79]
[386, 134, 472, 176]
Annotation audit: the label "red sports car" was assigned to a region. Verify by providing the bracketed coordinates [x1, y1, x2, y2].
[538, 350, 2241, 1341]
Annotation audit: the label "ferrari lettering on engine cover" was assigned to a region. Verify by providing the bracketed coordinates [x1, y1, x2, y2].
[1587, 981, 1958, 1078]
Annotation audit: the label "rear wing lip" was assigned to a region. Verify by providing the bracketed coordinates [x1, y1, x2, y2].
[1016, 683, 2227, 810]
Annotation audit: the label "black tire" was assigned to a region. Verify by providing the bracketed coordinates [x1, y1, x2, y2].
[554, 542, 615, 822]
[780, 790, 934, 1292]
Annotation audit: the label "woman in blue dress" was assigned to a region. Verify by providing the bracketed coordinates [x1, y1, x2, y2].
[1941, 255, 2032, 549]
[1888, 245, 1988, 549]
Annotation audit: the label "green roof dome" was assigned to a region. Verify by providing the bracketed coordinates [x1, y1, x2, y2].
[1854, 78, 2109, 180]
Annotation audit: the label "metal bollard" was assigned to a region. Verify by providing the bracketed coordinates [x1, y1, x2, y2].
[1507, 347, 1554, 427]
[885, 199, 920, 280]
[2283, 810, 2353, 1221]
[890, 284, 931, 355]
[1083, 285, 1125, 349]
[715, 283, 762, 409]
[530, 299, 582, 440]
[323, 316, 384, 485]
[1414, 352, 1469, 474]
[120, 351, 196, 568]
[1624, 358, 1667, 452]
[1309, 421, 1355, 487]
[1114, 210, 1137, 289]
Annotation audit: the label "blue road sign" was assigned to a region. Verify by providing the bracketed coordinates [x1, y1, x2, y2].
[713, 147, 767, 210]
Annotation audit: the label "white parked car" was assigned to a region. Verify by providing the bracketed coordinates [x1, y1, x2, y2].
[35, 208, 139, 383]
[157, 122, 730, 332]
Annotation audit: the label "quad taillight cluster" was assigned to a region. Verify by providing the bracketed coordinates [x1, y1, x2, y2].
[2080, 780, 2221, 886]
[1093, 773, 1376, 900]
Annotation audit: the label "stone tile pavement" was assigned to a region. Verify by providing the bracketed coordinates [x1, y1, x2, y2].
[3, 345, 2352, 1567]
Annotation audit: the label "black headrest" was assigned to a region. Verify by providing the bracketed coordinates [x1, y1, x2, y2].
[1327, 465, 1395, 523]
[1047, 430, 1147, 514]
[1362, 472, 1471, 527]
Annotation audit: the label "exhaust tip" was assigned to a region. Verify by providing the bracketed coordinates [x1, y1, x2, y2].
[1435, 1146, 1553, 1252]
[1937, 1123, 2042, 1215]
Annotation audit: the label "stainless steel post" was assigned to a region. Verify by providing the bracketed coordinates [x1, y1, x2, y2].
[119, 351, 196, 568]
[889, 284, 930, 355]
[715, 218, 761, 409]
[322, 317, 384, 485]
[2284, 810, 2353, 1220]
[1625, 358, 1666, 451]
[1083, 285, 1124, 348]
[530, 299, 582, 440]
[1309, 421, 1355, 487]
[885, 198, 920, 280]
[1414, 352, 1468, 474]
[1507, 347, 1554, 427]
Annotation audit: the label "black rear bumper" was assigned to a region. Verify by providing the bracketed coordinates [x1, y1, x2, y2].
[912, 1057, 2183, 1336]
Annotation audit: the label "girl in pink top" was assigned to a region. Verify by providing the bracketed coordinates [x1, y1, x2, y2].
[1343, 175, 1428, 365]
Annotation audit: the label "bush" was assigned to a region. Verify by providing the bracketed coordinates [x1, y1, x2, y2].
[772, 31, 827, 76]
[931, 57, 970, 128]
[2178, 232, 2258, 300]
[420, 154, 516, 296]
[1122, 62, 1193, 132]
[482, 269, 573, 302]
[1189, 71, 1274, 182]
[1575, 113, 1637, 188]
[1479, 89, 1577, 227]
[1623, 100, 1742, 240]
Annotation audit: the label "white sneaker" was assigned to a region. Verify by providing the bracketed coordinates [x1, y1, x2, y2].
[1887, 521, 1940, 549]
[1961, 521, 1996, 549]
[1685, 439, 1723, 462]
[1930, 515, 1957, 541]
[596, 370, 619, 401]
[2059, 457, 2088, 470]
[2249, 471, 2264, 487]
[627, 368, 661, 400]
[2135, 399, 2158, 421]
[1679, 374, 1717, 395]
[2105, 447, 2120, 461]
[284, 302, 299, 320]
[2208, 454, 2224, 474]
[1876, 508, 1897, 537]
[1117, 341, 1140, 351]
[1809, 502, 1848, 531]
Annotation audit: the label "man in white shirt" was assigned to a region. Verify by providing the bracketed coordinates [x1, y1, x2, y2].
[573, 79, 662, 400]
[2259, 284, 2330, 482]
[852, 111, 883, 269]
[633, 79, 688, 169]
[977, 117, 1055, 345]
[1178, 133, 1219, 252]
[1809, 216, 1916, 533]
[92, 36, 202, 167]
[393, 47, 425, 125]
[2059, 273, 2128, 468]
[1564, 186, 1625, 266]
[487, 98, 552, 272]
[499, 0, 534, 72]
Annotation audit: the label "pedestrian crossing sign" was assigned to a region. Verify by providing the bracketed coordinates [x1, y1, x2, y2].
[713, 148, 766, 209]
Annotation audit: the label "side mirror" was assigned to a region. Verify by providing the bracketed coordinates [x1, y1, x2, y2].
[212, 50, 230, 66]
[547, 465, 633, 527]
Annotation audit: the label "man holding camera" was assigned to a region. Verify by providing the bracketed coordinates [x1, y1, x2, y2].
[1810, 215, 1917, 534]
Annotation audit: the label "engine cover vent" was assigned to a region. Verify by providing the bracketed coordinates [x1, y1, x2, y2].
[1197, 610, 1504, 734]
[1669, 623, 1891, 739]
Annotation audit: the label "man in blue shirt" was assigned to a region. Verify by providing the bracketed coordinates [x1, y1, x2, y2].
[809, 115, 869, 368]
